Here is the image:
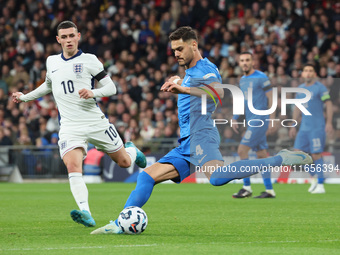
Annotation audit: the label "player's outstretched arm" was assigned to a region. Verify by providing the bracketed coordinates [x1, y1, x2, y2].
[161, 78, 224, 99]
[325, 100, 334, 135]
[12, 82, 52, 103]
[79, 75, 117, 99]
[266, 90, 276, 135]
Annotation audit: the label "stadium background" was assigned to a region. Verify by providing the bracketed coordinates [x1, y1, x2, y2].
[0, 0, 339, 182]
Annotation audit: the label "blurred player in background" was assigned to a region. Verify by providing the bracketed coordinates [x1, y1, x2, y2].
[12, 21, 146, 227]
[91, 26, 312, 235]
[289, 64, 333, 194]
[232, 52, 276, 199]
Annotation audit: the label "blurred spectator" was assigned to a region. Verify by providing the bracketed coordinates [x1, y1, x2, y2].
[46, 109, 60, 133]
[140, 118, 155, 141]
[0, 126, 12, 145]
[0, 0, 338, 154]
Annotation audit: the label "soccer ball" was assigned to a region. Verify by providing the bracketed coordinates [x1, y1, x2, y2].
[118, 206, 148, 234]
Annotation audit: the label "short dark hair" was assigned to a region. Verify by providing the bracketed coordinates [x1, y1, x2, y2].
[240, 51, 253, 58]
[169, 26, 198, 42]
[302, 63, 316, 72]
[57, 21, 78, 34]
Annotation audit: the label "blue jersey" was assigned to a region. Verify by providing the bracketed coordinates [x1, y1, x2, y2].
[234, 70, 271, 121]
[296, 81, 330, 131]
[177, 58, 221, 138]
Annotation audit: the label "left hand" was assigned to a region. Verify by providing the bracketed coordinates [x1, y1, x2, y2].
[168, 75, 181, 84]
[78, 89, 94, 99]
[325, 122, 334, 136]
[160, 81, 184, 94]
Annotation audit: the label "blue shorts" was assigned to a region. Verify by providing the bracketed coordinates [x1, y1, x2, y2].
[294, 129, 325, 154]
[158, 128, 223, 183]
[240, 121, 268, 151]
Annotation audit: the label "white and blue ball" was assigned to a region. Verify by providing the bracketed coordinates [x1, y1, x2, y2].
[118, 206, 148, 234]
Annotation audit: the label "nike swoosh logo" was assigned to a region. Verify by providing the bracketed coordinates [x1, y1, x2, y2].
[52, 69, 58, 73]
[105, 229, 112, 232]
[198, 155, 207, 164]
[297, 154, 306, 160]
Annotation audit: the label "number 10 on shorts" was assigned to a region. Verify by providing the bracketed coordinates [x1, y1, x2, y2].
[105, 126, 117, 141]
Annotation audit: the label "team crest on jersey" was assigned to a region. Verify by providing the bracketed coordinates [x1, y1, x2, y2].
[60, 141, 67, 150]
[73, 64, 83, 78]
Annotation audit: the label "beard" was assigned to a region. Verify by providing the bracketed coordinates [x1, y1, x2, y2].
[305, 77, 313, 84]
[243, 66, 251, 74]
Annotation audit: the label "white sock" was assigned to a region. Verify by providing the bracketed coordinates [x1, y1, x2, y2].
[125, 147, 137, 166]
[68, 172, 90, 214]
[243, 185, 252, 192]
[266, 189, 276, 196]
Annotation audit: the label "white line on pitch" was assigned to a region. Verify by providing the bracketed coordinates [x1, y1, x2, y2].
[194, 239, 340, 245]
[1, 244, 158, 251]
[3, 239, 339, 251]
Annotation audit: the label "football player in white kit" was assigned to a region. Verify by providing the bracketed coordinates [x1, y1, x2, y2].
[12, 21, 147, 227]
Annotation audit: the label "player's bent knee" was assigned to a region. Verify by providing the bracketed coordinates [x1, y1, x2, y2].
[65, 162, 81, 172]
[210, 177, 221, 186]
[118, 157, 131, 168]
[210, 177, 233, 186]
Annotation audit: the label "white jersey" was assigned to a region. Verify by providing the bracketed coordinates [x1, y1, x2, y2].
[45, 50, 106, 127]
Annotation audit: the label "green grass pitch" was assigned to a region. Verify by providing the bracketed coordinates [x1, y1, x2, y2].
[0, 183, 339, 255]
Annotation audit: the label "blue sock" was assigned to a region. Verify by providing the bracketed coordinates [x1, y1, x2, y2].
[309, 169, 316, 177]
[314, 158, 324, 184]
[243, 177, 251, 186]
[124, 171, 155, 208]
[262, 169, 273, 190]
[114, 171, 155, 226]
[241, 158, 250, 186]
[210, 155, 282, 186]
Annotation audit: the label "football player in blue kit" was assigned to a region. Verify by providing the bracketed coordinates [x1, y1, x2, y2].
[91, 26, 312, 234]
[289, 64, 333, 194]
[231, 52, 276, 199]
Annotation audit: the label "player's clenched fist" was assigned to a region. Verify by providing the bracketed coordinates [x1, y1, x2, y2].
[78, 88, 94, 99]
[12, 92, 24, 103]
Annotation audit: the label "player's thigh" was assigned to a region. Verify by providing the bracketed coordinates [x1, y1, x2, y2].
[58, 127, 88, 159]
[144, 162, 179, 184]
[240, 125, 267, 149]
[190, 128, 223, 166]
[87, 122, 124, 153]
[63, 148, 85, 173]
[158, 144, 191, 183]
[294, 130, 310, 152]
[237, 144, 251, 158]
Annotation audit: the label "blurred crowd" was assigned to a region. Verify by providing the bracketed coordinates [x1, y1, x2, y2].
[0, 0, 340, 152]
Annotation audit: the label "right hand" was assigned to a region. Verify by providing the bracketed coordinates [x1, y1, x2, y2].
[289, 127, 296, 138]
[231, 119, 239, 134]
[78, 88, 94, 99]
[12, 92, 24, 103]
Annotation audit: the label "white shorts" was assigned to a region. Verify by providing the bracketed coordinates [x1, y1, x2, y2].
[58, 120, 123, 159]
